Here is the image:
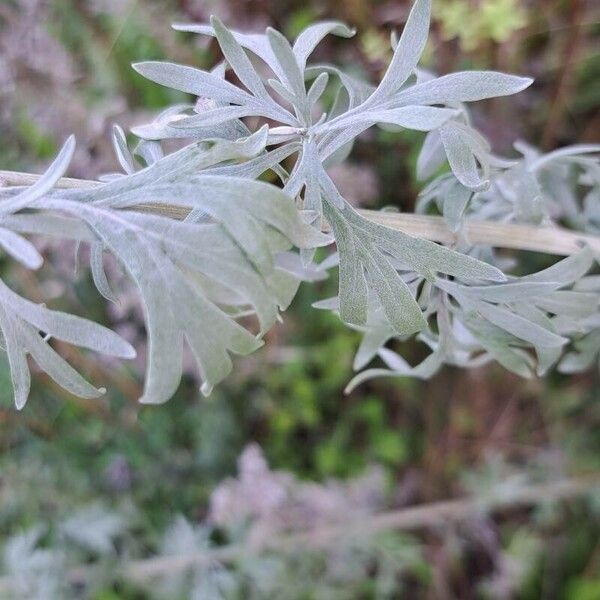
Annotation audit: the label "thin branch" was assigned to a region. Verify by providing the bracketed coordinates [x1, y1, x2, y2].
[0, 474, 596, 591]
[0, 170, 99, 190]
[2, 170, 600, 256]
[123, 475, 599, 581]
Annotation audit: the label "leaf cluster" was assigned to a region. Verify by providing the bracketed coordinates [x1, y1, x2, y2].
[0, 0, 598, 406]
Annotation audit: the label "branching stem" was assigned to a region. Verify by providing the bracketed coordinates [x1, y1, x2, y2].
[2, 169, 600, 256]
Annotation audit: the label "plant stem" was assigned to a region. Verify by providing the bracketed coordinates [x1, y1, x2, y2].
[124, 475, 599, 581]
[2, 169, 600, 256]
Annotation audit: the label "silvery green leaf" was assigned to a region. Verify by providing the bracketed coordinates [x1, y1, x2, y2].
[60, 504, 124, 555]
[559, 331, 600, 373]
[74, 209, 264, 403]
[353, 306, 395, 370]
[317, 66, 487, 156]
[442, 180, 471, 231]
[439, 279, 570, 358]
[169, 105, 257, 128]
[131, 103, 249, 141]
[537, 165, 580, 221]
[312, 296, 339, 311]
[207, 142, 298, 181]
[485, 163, 549, 225]
[0, 228, 43, 269]
[267, 78, 297, 107]
[307, 72, 329, 107]
[574, 275, 600, 292]
[45, 168, 327, 403]
[211, 16, 271, 99]
[520, 247, 595, 285]
[134, 139, 163, 166]
[436, 278, 561, 303]
[98, 173, 123, 182]
[173, 22, 286, 81]
[440, 122, 489, 190]
[380, 344, 443, 377]
[3, 14, 591, 401]
[534, 291, 599, 319]
[323, 198, 504, 336]
[0, 303, 31, 409]
[90, 242, 118, 304]
[286, 159, 322, 210]
[476, 335, 535, 378]
[0, 279, 134, 409]
[345, 350, 443, 393]
[322, 140, 354, 169]
[284, 139, 325, 214]
[324, 202, 370, 328]
[315, 155, 347, 210]
[350, 106, 458, 131]
[416, 130, 446, 180]
[346, 332, 446, 393]
[415, 172, 453, 213]
[87, 131, 269, 205]
[209, 17, 296, 125]
[3, 525, 64, 599]
[338, 204, 505, 282]
[264, 266, 303, 310]
[512, 302, 562, 375]
[391, 71, 533, 106]
[0, 135, 75, 217]
[368, 0, 431, 103]
[162, 515, 211, 557]
[2, 213, 96, 243]
[111, 124, 138, 174]
[267, 27, 309, 121]
[306, 64, 374, 108]
[274, 251, 328, 282]
[474, 302, 567, 348]
[360, 239, 427, 334]
[528, 144, 600, 171]
[132, 60, 251, 105]
[318, 121, 373, 161]
[462, 313, 537, 377]
[113, 177, 331, 274]
[0, 279, 135, 359]
[293, 21, 355, 70]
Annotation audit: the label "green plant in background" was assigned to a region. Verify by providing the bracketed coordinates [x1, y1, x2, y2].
[435, 0, 528, 51]
[1, 444, 597, 598]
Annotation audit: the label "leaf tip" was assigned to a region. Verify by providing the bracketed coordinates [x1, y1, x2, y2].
[28, 253, 44, 270]
[121, 343, 137, 360]
[209, 15, 224, 30]
[131, 62, 146, 75]
[343, 378, 359, 395]
[200, 382, 214, 396]
[64, 134, 76, 151]
[520, 76, 534, 89]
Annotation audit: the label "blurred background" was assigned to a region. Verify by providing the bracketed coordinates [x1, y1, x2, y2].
[0, 0, 599, 597]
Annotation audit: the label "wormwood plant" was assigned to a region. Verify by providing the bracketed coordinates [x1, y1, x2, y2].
[0, 0, 599, 407]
